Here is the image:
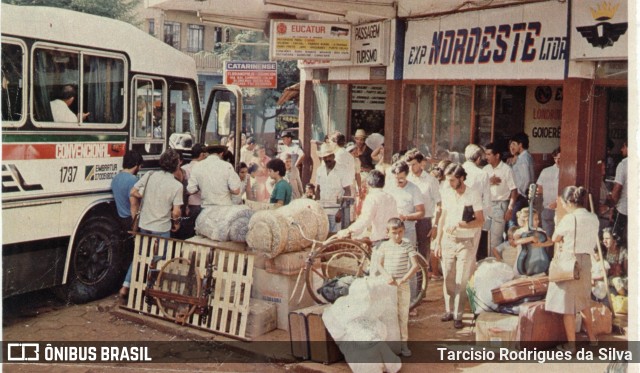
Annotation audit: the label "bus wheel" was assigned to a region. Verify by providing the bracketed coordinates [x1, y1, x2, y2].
[63, 215, 128, 303]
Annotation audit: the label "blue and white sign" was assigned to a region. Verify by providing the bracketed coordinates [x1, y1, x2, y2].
[404, 1, 568, 80]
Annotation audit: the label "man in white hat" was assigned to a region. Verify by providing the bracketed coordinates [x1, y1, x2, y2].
[316, 142, 352, 232]
[352, 129, 374, 171]
[462, 143, 492, 257]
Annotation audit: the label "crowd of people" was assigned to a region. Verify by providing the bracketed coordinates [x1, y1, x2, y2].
[110, 128, 628, 355]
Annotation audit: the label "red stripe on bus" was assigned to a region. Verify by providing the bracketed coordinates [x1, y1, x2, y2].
[2, 143, 125, 160]
[2, 144, 57, 160]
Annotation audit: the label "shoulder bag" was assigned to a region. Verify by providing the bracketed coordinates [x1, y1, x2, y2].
[548, 215, 580, 282]
[131, 172, 153, 233]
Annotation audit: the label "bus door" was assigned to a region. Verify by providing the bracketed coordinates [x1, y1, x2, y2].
[201, 84, 243, 169]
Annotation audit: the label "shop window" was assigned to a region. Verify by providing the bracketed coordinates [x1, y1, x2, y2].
[351, 84, 386, 138]
[312, 83, 348, 141]
[1, 41, 25, 125]
[493, 86, 526, 150]
[435, 85, 471, 161]
[406, 85, 434, 157]
[474, 85, 494, 148]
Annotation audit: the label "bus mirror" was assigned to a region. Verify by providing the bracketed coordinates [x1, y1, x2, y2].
[217, 101, 231, 136]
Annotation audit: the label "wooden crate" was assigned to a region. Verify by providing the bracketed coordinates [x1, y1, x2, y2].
[121, 233, 254, 340]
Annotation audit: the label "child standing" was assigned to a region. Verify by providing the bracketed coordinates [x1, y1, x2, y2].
[492, 226, 519, 272]
[376, 218, 419, 357]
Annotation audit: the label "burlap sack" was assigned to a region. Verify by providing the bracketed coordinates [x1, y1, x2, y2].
[246, 199, 330, 257]
[196, 205, 254, 242]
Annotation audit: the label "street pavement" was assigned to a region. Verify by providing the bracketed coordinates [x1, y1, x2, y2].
[2, 279, 630, 373]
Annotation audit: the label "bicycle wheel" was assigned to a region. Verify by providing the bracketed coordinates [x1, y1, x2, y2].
[409, 253, 429, 310]
[304, 238, 371, 304]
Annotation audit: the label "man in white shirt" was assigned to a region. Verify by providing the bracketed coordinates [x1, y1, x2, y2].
[187, 145, 242, 208]
[483, 142, 518, 251]
[239, 137, 256, 165]
[434, 163, 484, 329]
[508, 132, 535, 227]
[536, 147, 560, 238]
[336, 170, 398, 244]
[611, 141, 628, 244]
[278, 133, 304, 169]
[316, 142, 351, 233]
[50, 84, 89, 122]
[387, 161, 425, 246]
[405, 149, 441, 262]
[331, 132, 356, 228]
[462, 144, 491, 257]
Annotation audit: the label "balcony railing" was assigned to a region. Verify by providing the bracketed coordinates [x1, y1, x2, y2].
[182, 50, 223, 72]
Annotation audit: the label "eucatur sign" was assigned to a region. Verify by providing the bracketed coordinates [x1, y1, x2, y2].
[404, 1, 568, 80]
[269, 20, 351, 60]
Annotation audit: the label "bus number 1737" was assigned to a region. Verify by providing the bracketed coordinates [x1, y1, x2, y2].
[60, 166, 78, 183]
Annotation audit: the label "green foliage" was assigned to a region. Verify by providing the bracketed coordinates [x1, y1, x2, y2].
[2, 0, 139, 23]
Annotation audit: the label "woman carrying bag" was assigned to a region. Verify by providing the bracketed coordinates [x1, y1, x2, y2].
[543, 186, 599, 351]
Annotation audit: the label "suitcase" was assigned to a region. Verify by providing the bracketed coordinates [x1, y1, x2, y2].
[288, 304, 343, 364]
[581, 301, 612, 337]
[491, 276, 549, 304]
[516, 300, 565, 349]
[475, 312, 519, 349]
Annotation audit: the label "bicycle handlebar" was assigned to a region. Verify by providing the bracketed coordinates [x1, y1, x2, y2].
[290, 221, 339, 245]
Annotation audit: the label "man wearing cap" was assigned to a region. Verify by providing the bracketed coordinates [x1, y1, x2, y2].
[240, 137, 256, 165]
[353, 129, 374, 171]
[462, 144, 492, 256]
[278, 132, 304, 169]
[187, 145, 242, 208]
[316, 142, 352, 233]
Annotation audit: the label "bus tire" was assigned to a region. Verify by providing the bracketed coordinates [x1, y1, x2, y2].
[59, 214, 129, 304]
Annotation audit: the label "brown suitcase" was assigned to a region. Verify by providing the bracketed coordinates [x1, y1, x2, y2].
[581, 301, 612, 337]
[288, 304, 343, 364]
[491, 276, 549, 304]
[516, 300, 565, 349]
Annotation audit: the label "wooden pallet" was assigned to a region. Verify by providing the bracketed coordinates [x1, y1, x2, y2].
[121, 233, 254, 340]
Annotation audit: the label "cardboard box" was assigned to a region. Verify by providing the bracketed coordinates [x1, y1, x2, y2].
[475, 312, 519, 348]
[246, 299, 277, 339]
[251, 268, 316, 330]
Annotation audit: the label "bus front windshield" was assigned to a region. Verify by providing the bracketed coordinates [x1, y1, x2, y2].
[168, 81, 200, 150]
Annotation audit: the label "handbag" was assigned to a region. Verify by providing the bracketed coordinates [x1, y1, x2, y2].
[548, 215, 579, 282]
[131, 172, 153, 233]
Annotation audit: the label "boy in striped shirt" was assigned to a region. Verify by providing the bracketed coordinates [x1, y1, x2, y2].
[377, 218, 420, 357]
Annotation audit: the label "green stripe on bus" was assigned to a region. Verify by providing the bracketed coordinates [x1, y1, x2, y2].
[2, 133, 128, 143]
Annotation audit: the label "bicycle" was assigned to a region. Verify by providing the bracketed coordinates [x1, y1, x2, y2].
[289, 221, 429, 310]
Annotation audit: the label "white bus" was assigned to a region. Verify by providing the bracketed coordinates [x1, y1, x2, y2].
[2, 4, 202, 302]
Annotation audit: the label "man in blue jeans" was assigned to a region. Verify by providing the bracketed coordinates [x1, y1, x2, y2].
[119, 149, 183, 301]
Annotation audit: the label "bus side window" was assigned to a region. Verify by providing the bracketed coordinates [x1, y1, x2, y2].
[33, 48, 80, 123]
[1, 42, 25, 124]
[82, 54, 125, 124]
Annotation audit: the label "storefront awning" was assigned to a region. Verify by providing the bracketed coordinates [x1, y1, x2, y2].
[277, 83, 300, 106]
